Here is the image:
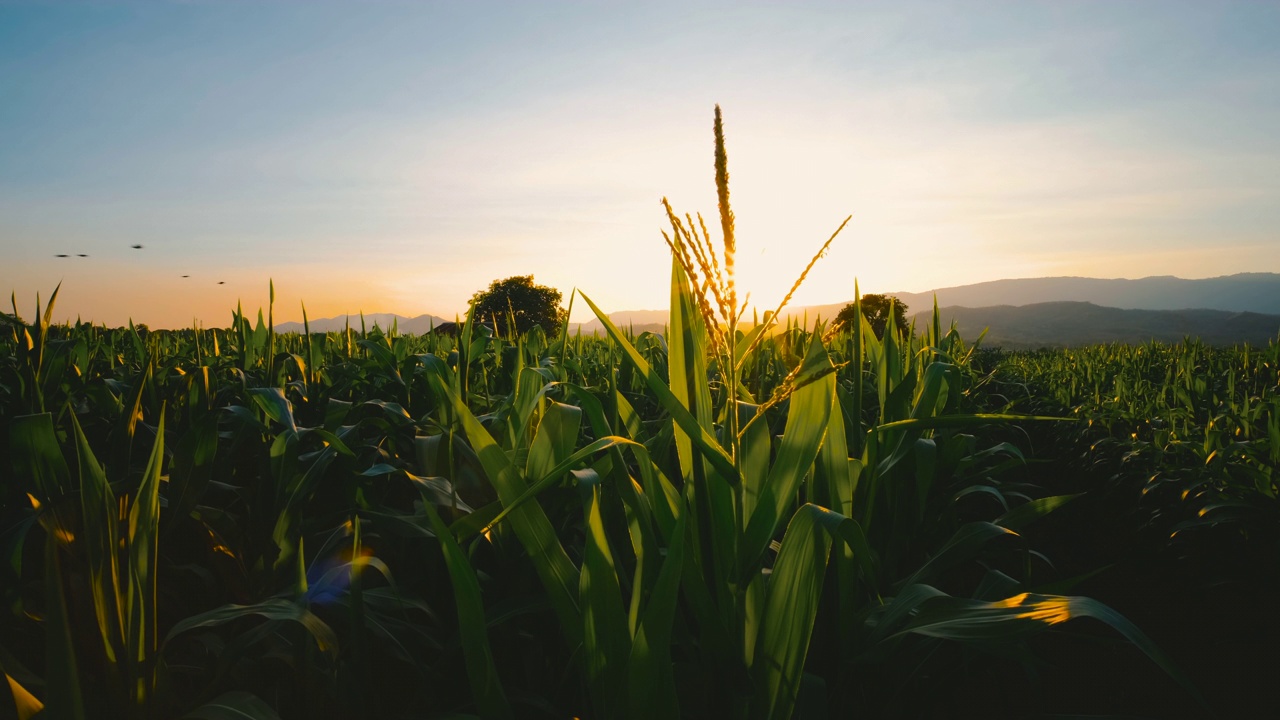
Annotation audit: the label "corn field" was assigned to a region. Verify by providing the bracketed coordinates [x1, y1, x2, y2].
[2, 113, 1275, 719]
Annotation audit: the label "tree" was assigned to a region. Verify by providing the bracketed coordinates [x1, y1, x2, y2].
[469, 275, 566, 337]
[834, 294, 909, 339]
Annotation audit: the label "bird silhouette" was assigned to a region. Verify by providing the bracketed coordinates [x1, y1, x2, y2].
[131, 244, 143, 249]
[218, 281, 225, 285]
[77, 254, 88, 258]
[181, 275, 190, 278]
[55, 254, 68, 258]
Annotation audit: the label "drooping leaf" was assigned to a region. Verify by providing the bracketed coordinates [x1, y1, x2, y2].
[164, 598, 339, 661]
[996, 494, 1082, 532]
[415, 481, 512, 720]
[895, 522, 1018, 590]
[422, 368, 583, 648]
[180, 691, 283, 720]
[577, 469, 631, 716]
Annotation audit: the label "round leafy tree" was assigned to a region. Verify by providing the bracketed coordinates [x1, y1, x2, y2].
[835, 293, 909, 339]
[469, 275, 566, 336]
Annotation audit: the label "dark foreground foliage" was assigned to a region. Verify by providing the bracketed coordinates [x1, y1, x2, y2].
[4, 110, 1272, 718]
[4, 284, 1268, 719]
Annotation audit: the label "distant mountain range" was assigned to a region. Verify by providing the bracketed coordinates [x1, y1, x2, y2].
[274, 312, 448, 335]
[572, 310, 668, 336]
[913, 302, 1280, 349]
[275, 273, 1280, 347]
[891, 273, 1280, 314]
[573, 273, 1280, 345]
[786, 273, 1280, 327]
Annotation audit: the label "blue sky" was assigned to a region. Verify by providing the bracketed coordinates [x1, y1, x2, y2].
[2, 1, 1278, 327]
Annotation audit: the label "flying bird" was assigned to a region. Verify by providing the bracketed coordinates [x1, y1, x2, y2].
[131, 244, 143, 249]
[55, 254, 68, 258]
[181, 275, 190, 278]
[218, 281, 225, 285]
[77, 254, 88, 258]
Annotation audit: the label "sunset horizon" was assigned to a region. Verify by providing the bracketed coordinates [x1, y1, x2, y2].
[5, 1, 1278, 328]
[4, 5, 1279, 718]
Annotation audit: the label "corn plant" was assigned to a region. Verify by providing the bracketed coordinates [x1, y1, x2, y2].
[994, 339, 1280, 579]
[397, 107, 1201, 718]
[0, 108, 1222, 720]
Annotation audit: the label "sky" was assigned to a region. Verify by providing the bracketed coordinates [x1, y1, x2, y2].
[2, 0, 1278, 328]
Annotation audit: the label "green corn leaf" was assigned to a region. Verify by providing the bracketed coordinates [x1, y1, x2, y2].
[627, 514, 687, 720]
[750, 504, 834, 720]
[733, 323, 769, 370]
[578, 469, 631, 716]
[324, 398, 353, 431]
[304, 427, 356, 458]
[890, 591, 1205, 708]
[478, 435, 641, 539]
[626, 442, 685, 546]
[826, 513, 879, 602]
[737, 401, 771, 521]
[867, 583, 947, 646]
[847, 284, 864, 456]
[271, 444, 339, 570]
[415, 481, 512, 720]
[578, 291, 738, 483]
[910, 362, 955, 422]
[666, 256, 741, 613]
[10, 413, 73, 528]
[10, 416, 90, 718]
[164, 598, 339, 662]
[873, 413, 1072, 434]
[869, 360, 955, 476]
[740, 335, 835, 581]
[125, 405, 164, 704]
[164, 412, 220, 538]
[526, 401, 582, 482]
[666, 258, 717, 479]
[424, 370, 583, 648]
[110, 356, 152, 479]
[180, 691, 283, 720]
[249, 387, 298, 433]
[560, 382, 614, 438]
[447, 500, 503, 540]
[601, 450, 655, 638]
[43, 534, 86, 720]
[895, 522, 1018, 590]
[996, 494, 1082, 532]
[816, 385, 855, 519]
[511, 367, 552, 446]
[912, 438, 937, 523]
[69, 411, 125, 666]
[817, 398, 867, 653]
[877, 304, 901, 421]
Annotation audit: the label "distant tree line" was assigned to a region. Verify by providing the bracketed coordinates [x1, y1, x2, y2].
[469, 275, 566, 336]
[835, 294, 909, 339]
